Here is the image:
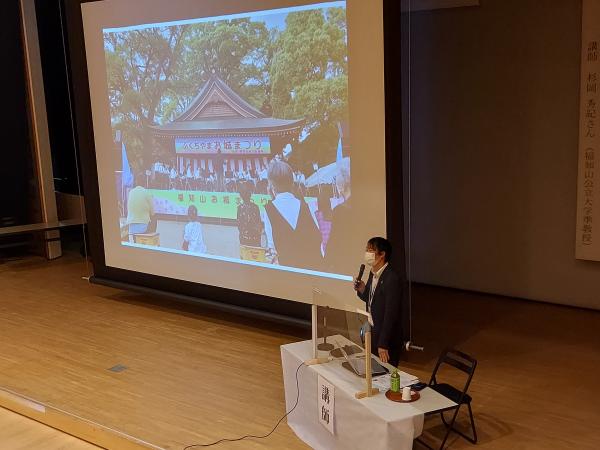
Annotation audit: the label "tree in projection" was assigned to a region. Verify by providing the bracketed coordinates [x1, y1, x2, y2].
[270, 8, 348, 172]
[104, 7, 348, 173]
[105, 26, 189, 171]
[105, 19, 271, 170]
[176, 20, 274, 117]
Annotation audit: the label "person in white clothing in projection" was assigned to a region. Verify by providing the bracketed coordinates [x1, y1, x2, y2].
[182, 205, 207, 254]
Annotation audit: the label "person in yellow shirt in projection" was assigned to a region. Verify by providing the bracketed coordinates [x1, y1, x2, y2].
[127, 173, 155, 238]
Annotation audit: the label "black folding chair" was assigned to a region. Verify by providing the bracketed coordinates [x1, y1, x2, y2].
[416, 348, 478, 450]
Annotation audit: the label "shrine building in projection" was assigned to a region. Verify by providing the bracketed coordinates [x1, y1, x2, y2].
[149, 75, 304, 176]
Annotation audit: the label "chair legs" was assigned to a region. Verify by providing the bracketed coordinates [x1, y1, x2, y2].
[415, 404, 477, 450]
[439, 406, 460, 449]
[466, 403, 478, 443]
[440, 403, 478, 446]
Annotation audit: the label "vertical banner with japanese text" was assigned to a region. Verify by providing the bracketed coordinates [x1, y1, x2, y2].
[317, 375, 335, 435]
[577, 1, 600, 260]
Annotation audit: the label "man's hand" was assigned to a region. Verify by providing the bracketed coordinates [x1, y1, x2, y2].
[353, 278, 366, 294]
[378, 347, 390, 364]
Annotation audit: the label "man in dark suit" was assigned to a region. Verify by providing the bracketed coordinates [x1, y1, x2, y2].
[353, 237, 404, 367]
[324, 158, 354, 275]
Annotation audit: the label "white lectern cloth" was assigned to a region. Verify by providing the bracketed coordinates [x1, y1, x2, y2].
[281, 339, 456, 450]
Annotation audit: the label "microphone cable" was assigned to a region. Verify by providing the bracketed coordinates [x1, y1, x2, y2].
[182, 361, 305, 449]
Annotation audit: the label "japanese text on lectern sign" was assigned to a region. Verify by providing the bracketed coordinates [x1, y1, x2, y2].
[577, 1, 600, 260]
[318, 375, 335, 434]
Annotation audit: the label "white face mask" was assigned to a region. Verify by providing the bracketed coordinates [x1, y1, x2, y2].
[364, 251, 376, 267]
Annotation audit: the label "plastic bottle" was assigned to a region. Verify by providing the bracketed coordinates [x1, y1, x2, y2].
[390, 368, 400, 393]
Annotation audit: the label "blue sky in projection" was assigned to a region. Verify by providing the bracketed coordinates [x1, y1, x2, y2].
[103, 1, 345, 34]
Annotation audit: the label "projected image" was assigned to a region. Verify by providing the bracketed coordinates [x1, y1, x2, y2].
[108, 2, 350, 274]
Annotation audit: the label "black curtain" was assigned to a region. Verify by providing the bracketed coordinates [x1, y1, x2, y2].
[0, 1, 36, 227]
[35, 0, 80, 195]
[383, 0, 409, 344]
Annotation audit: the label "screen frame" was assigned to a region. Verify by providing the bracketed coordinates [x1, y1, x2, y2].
[62, 0, 403, 324]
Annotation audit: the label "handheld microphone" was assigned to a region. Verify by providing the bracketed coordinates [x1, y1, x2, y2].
[357, 264, 365, 282]
[404, 341, 425, 352]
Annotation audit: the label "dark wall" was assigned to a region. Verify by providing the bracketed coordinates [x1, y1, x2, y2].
[0, 1, 36, 226]
[403, 1, 600, 310]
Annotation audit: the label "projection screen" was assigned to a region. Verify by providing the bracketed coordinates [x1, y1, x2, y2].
[76, 0, 387, 313]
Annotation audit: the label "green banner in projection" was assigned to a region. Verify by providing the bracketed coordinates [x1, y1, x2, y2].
[148, 189, 317, 220]
[148, 190, 271, 219]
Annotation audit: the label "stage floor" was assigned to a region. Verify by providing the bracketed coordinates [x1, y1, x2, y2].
[1, 252, 599, 449]
[0, 254, 309, 449]
[0, 406, 100, 450]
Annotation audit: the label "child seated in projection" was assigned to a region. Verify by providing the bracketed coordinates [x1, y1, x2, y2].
[182, 205, 207, 254]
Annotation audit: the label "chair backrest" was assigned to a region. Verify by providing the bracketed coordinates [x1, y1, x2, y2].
[429, 348, 477, 399]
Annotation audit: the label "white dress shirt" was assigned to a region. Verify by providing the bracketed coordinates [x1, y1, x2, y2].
[368, 262, 389, 311]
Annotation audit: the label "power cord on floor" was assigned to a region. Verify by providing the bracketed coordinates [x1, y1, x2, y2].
[183, 361, 305, 449]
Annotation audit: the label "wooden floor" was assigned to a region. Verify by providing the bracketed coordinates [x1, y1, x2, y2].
[0, 406, 100, 449]
[406, 285, 600, 449]
[0, 252, 599, 449]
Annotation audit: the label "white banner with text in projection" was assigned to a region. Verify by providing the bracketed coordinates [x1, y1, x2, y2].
[174, 136, 271, 155]
[577, 1, 600, 260]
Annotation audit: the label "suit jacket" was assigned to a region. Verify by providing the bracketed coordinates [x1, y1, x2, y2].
[357, 265, 404, 357]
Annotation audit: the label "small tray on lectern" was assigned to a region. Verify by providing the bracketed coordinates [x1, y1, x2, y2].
[385, 389, 420, 403]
